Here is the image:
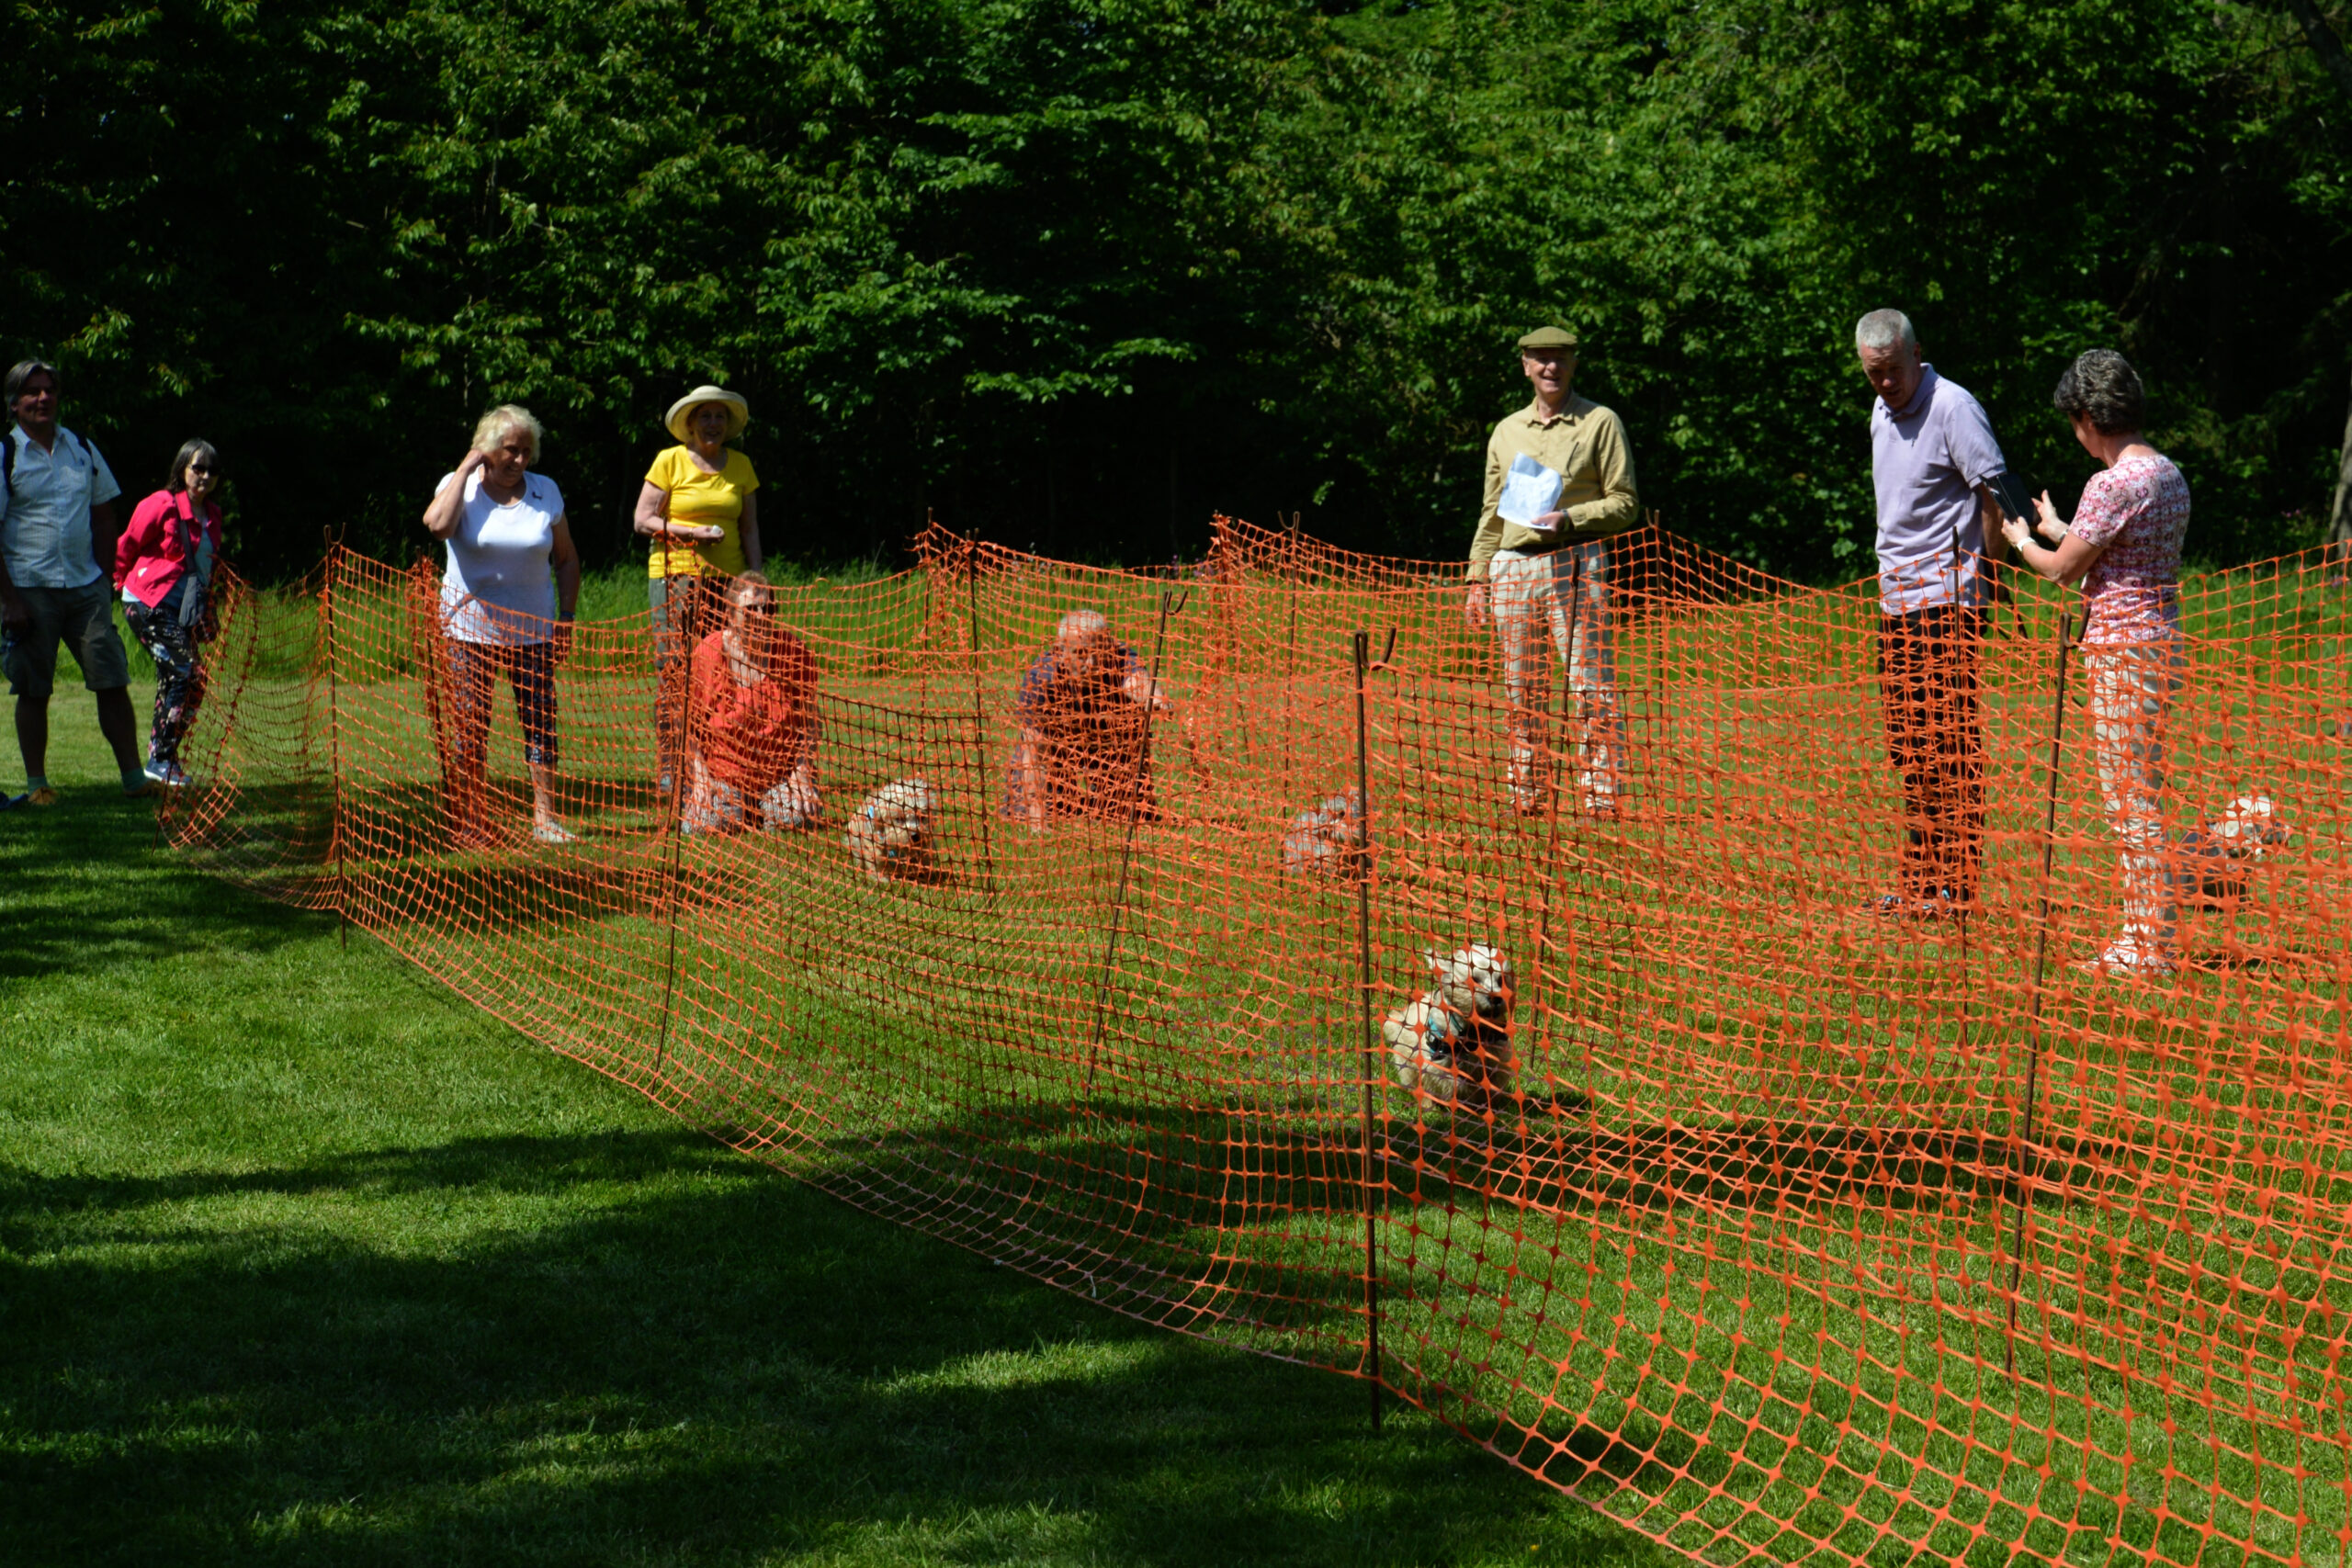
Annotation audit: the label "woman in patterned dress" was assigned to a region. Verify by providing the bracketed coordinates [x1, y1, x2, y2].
[2001, 350, 2191, 976]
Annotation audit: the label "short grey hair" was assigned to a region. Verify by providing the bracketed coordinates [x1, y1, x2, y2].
[469, 403, 543, 459]
[1854, 310, 1918, 355]
[1057, 609, 1109, 639]
[2052, 350, 2144, 436]
[5, 359, 59, 407]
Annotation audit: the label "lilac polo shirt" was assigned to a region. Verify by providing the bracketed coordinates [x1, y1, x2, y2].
[1869, 365, 2007, 615]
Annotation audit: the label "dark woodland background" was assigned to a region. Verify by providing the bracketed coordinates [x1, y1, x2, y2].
[5, 0, 2350, 582]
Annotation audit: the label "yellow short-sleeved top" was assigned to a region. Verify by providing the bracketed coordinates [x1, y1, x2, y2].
[644, 445, 759, 579]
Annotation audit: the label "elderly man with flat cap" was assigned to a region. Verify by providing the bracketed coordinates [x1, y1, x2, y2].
[1464, 325, 1641, 819]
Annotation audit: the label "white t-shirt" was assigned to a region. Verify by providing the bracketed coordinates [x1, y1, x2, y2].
[435, 469, 564, 646]
[1, 425, 123, 590]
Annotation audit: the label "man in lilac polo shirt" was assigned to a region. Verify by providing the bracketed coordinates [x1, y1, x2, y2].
[1855, 309, 2009, 918]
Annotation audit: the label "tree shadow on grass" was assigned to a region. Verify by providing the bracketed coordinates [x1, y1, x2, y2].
[0, 1127, 1666, 1568]
[0, 785, 325, 983]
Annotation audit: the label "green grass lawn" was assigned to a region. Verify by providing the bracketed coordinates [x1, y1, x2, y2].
[27, 547, 2352, 1568]
[0, 688, 1666, 1567]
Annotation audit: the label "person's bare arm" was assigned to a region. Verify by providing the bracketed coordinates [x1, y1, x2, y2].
[549, 513, 582, 661]
[1977, 483, 2012, 563]
[87, 499, 120, 584]
[1008, 727, 1046, 829]
[1465, 436, 1504, 627]
[632, 479, 668, 538]
[738, 492, 763, 571]
[1122, 666, 1172, 715]
[2001, 492, 2110, 586]
[424, 453, 485, 540]
[632, 480, 722, 545]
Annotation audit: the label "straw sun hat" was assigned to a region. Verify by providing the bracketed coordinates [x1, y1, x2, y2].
[663, 385, 750, 445]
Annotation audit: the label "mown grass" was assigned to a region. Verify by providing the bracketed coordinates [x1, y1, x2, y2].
[0, 699, 1672, 1567]
[33, 551, 2352, 1568]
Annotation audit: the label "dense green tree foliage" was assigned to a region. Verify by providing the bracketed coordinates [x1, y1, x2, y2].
[5, 0, 2347, 581]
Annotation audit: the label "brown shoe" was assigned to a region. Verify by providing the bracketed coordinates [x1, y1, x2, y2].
[25, 785, 60, 807]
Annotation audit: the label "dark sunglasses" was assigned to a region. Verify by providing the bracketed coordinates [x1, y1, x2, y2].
[187, 464, 217, 476]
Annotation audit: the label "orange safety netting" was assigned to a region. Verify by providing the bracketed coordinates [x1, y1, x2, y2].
[161, 516, 2352, 1568]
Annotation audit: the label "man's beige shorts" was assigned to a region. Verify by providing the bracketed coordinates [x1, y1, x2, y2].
[4, 579, 132, 696]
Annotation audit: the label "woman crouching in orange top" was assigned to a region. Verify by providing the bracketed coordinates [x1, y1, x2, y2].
[682, 571, 821, 834]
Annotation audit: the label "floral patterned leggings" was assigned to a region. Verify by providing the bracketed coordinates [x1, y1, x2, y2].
[2084, 637, 2183, 957]
[122, 601, 208, 768]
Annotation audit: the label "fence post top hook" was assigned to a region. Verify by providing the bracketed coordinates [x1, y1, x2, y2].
[1160, 587, 1191, 615]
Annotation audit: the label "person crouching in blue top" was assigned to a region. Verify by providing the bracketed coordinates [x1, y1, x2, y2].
[1002, 608, 1170, 829]
[422, 404, 581, 849]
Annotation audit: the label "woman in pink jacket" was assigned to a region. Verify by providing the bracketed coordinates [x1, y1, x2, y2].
[113, 439, 227, 786]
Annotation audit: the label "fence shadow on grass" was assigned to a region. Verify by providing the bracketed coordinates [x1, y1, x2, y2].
[0, 1126, 1662, 1567]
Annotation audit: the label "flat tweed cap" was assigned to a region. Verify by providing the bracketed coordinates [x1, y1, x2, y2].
[1516, 325, 1579, 350]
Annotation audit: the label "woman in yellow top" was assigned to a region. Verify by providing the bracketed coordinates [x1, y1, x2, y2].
[634, 385, 763, 793]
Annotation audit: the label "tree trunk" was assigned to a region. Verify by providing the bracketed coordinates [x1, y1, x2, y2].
[2284, 0, 2352, 104]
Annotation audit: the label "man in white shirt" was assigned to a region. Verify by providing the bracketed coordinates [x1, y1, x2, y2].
[0, 359, 154, 806]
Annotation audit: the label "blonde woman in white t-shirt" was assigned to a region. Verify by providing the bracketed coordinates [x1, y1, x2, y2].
[422, 404, 582, 848]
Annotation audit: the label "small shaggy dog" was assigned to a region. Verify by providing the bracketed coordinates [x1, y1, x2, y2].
[2174, 793, 2291, 908]
[1280, 790, 1365, 880]
[1383, 943, 1515, 1111]
[846, 777, 937, 884]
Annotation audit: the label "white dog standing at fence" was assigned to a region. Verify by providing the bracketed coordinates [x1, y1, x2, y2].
[1463, 325, 1642, 819]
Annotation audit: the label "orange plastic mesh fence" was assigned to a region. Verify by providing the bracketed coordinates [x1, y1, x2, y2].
[161, 525, 2352, 1568]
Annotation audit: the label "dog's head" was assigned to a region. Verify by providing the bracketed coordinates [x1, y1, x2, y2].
[2211, 794, 2288, 860]
[1422, 943, 1512, 1019]
[866, 777, 934, 828]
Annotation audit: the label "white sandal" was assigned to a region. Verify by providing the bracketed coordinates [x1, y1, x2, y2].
[2071, 938, 2175, 979]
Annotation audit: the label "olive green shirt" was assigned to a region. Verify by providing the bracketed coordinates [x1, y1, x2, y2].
[1466, 393, 1641, 581]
